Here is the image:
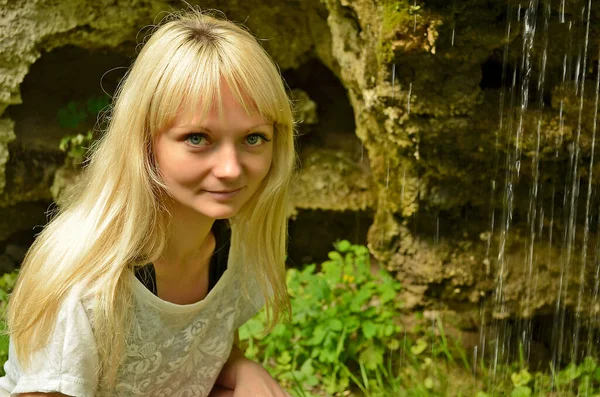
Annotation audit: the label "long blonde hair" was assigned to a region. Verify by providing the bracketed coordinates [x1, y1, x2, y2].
[7, 9, 296, 384]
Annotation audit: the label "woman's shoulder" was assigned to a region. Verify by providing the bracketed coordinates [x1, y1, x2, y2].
[1, 284, 100, 397]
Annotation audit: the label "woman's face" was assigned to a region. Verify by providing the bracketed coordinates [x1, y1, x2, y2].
[154, 81, 274, 220]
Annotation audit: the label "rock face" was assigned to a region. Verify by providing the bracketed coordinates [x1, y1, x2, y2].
[1, 0, 600, 330]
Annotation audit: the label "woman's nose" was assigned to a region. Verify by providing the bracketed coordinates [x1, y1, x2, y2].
[212, 144, 242, 179]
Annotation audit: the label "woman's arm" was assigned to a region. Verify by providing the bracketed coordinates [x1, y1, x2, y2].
[212, 333, 290, 397]
[207, 386, 234, 397]
[213, 342, 251, 390]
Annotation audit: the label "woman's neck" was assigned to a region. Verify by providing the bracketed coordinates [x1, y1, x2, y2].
[155, 202, 216, 278]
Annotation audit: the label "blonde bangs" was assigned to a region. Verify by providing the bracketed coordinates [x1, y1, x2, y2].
[220, 43, 291, 128]
[147, 43, 221, 135]
[144, 24, 290, 136]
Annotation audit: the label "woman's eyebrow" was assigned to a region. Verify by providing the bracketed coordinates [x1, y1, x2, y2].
[177, 122, 273, 132]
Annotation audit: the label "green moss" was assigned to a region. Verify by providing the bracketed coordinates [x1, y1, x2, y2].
[376, 38, 394, 68]
[381, 0, 415, 38]
[378, 0, 422, 67]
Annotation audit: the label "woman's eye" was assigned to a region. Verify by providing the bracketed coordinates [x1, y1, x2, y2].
[247, 133, 271, 146]
[186, 133, 207, 146]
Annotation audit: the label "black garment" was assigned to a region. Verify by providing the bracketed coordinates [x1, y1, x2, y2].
[134, 220, 231, 296]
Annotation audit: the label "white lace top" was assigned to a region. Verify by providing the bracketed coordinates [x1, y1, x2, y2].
[0, 268, 263, 397]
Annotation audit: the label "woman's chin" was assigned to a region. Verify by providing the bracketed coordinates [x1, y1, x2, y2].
[192, 204, 240, 220]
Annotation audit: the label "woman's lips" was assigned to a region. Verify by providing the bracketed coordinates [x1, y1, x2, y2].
[204, 187, 243, 200]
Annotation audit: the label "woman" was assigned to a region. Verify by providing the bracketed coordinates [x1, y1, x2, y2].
[1, 8, 295, 397]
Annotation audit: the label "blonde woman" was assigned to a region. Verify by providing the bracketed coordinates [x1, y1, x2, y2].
[0, 8, 295, 397]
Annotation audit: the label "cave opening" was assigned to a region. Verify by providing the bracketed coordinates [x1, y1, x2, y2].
[480, 50, 555, 108]
[282, 58, 373, 267]
[6, 45, 129, 152]
[283, 58, 363, 162]
[480, 54, 507, 90]
[287, 209, 373, 268]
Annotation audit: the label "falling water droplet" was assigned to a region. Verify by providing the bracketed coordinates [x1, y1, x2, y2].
[434, 216, 439, 245]
[401, 168, 406, 201]
[407, 82, 413, 114]
[575, 56, 581, 95]
[391, 63, 396, 100]
[360, 143, 364, 163]
[571, 0, 594, 363]
[386, 160, 390, 188]
[586, 19, 600, 358]
[557, 99, 565, 153]
[413, 0, 417, 32]
[473, 345, 478, 376]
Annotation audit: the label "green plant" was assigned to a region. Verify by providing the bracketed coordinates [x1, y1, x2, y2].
[239, 240, 600, 397]
[480, 354, 600, 397]
[59, 130, 94, 166]
[57, 95, 109, 166]
[240, 240, 403, 396]
[0, 271, 19, 376]
[57, 95, 109, 130]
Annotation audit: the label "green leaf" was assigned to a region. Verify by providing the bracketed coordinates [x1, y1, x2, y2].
[327, 251, 343, 263]
[358, 344, 383, 370]
[582, 356, 597, 374]
[383, 323, 395, 337]
[277, 350, 292, 365]
[238, 325, 251, 341]
[510, 386, 532, 397]
[511, 369, 532, 387]
[307, 325, 327, 346]
[312, 278, 331, 301]
[244, 343, 259, 359]
[578, 375, 592, 396]
[533, 372, 550, 391]
[352, 245, 369, 258]
[361, 321, 377, 339]
[350, 288, 371, 312]
[378, 281, 397, 304]
[57, 101, 87, 129]
[345, 317, 361, 333]
[321, 260, 341, 284]
[318, 338, 337, 364]
[336, 240, 352, 253]
[335, 325, 347, 360]
[328, 318, 344, 331]
[238, 318, 264, 340]
[299, 358, 314, 376]
[556, 363, 581, 386]
[86, 95, 110, 114]
[386, 339, 400, 350]
[410, 338, 428, 356]
[424, 377, 434, 389]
